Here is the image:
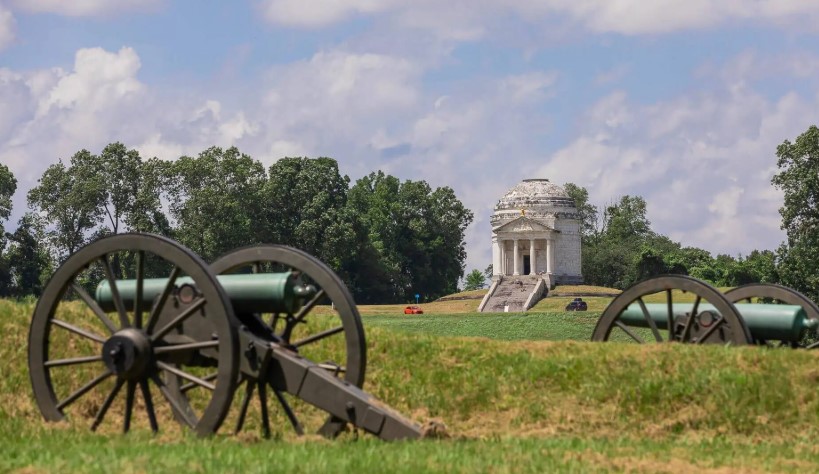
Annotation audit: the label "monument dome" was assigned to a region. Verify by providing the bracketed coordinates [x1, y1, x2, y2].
[491, 179, 578, 225]
[479, 178, 583, 312]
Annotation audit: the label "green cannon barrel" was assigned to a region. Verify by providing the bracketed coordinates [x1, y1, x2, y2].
[619, 303, 819, 341]
[96, 272, 307, 314]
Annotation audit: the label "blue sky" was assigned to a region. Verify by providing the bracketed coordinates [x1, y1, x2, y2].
[2, 0, 819, 275]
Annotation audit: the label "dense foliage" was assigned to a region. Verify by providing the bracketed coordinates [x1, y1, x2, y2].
[575, 190, 779, 290]
[772, 125, 819, 301]
[4, 143, 473, 303]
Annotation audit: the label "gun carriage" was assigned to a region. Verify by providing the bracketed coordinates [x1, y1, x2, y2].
[28, 233, 422, 440]
[591, 275, 819, 348]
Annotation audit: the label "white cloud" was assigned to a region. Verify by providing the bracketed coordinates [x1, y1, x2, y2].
[10, 0, 162, 17]
[37, 47, 144, 116]
[0, 46, 265, 222]
[536, 75, 819, 256]
[259, 0, 393, 27]
[0, 4, 15, 51]
[258, 0, 819, 36]
[268, 139, 308, 159]
[499, 72, 558, 103]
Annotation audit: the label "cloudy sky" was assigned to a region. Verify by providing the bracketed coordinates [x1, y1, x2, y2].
[2, 1, 818, 274]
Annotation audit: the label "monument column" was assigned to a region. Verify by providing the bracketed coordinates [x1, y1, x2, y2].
[513, 239, 520, 275]
[499, 239, 506, 275]
[546, 239, 553, 274]
[529, 238, 536, 275]
[492, 236, 501, 277]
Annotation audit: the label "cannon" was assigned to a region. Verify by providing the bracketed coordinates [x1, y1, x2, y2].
[591, 275, 819, 348]
[28, 233, 423, 439]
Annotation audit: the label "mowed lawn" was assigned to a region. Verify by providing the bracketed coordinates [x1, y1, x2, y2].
[3, 297, 819, 473]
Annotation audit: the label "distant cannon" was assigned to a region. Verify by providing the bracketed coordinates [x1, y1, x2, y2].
[591, 275, 819, 348]
[28, 233, 422, 439]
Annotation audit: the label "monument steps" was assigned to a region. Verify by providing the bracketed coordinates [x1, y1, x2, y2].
[480, 275, 545, 313]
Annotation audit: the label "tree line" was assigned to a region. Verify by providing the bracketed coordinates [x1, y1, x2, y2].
[0, 143, 474, 303]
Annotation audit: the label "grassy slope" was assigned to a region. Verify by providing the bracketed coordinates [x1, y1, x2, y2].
[3, 298, 819, 472]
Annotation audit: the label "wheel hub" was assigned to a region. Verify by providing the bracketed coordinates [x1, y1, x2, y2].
[102, 328, 153, 379]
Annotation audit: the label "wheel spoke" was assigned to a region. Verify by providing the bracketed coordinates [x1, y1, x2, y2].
[235, 379, 255, 434]
[134, 250, 145, 329]
[140, 379, 159, 433]
[292, 325, 344, 348]
[45, 355, 103, 367]
[154, 340, 219, 354]
[180, 372, 218, 393]
[269, 313, 281, 332]
[694, 317, 725, 344]
[156, 361, 216, 391]
[56, 369, 113, 411]
[292, 289, 326, 324]
[124, 380, 136, 433]
[258, 381, 271, 438]
[145, 266, 181, 333]
[91, 378, 125, 431]
[665, 289, 674, 342]
[637, 297, 662, 342]
[273, 388, 304, 435]
[615, 320, 645, 344]
[101, 254, 129, 329]
[150, 298, 206, 342]
[70, 283, 117, 334]
[151, 373, 198, 427]
[680, 296, 701, 343]
[51, 318, 106, 344]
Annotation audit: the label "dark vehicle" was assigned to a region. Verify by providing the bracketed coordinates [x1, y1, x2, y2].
[565, 297, 588, 311]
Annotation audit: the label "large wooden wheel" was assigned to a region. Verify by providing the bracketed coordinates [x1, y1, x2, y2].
[725, 283, 819, 349]
[210, 245, 367, 438]
[28, 233, 239, 435]
[592, 275, 751, 345]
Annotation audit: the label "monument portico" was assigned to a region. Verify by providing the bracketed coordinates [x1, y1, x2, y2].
[479, 178, 582, 312]
[492, 217, 557, 277]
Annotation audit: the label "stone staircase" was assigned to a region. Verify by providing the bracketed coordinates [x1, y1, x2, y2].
[478, 275, 546, 313]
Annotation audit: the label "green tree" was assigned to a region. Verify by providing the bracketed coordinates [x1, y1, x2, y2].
[169, 146, 267, 261]
[348, 171, 473, 302]
[483, 264, 493, 281]
[602, 195, 651, 241]
[91, 143, 171, 236]
[564, 183, 598, 238]
[0, 164, 17, 295]
[772, 125, 819, 300]
[0, 163, 15, 230]
[264, 157, 359, 266]
[583, 195, 653, 288]
[5, 213, 52, 297]
[463, 269, 486, 291]
[28, 152, 105, 258]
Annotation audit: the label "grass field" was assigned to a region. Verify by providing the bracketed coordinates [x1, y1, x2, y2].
[4, 296, 819, 473]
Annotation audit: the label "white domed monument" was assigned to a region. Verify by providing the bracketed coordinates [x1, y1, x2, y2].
[478, 179, 583, 313]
